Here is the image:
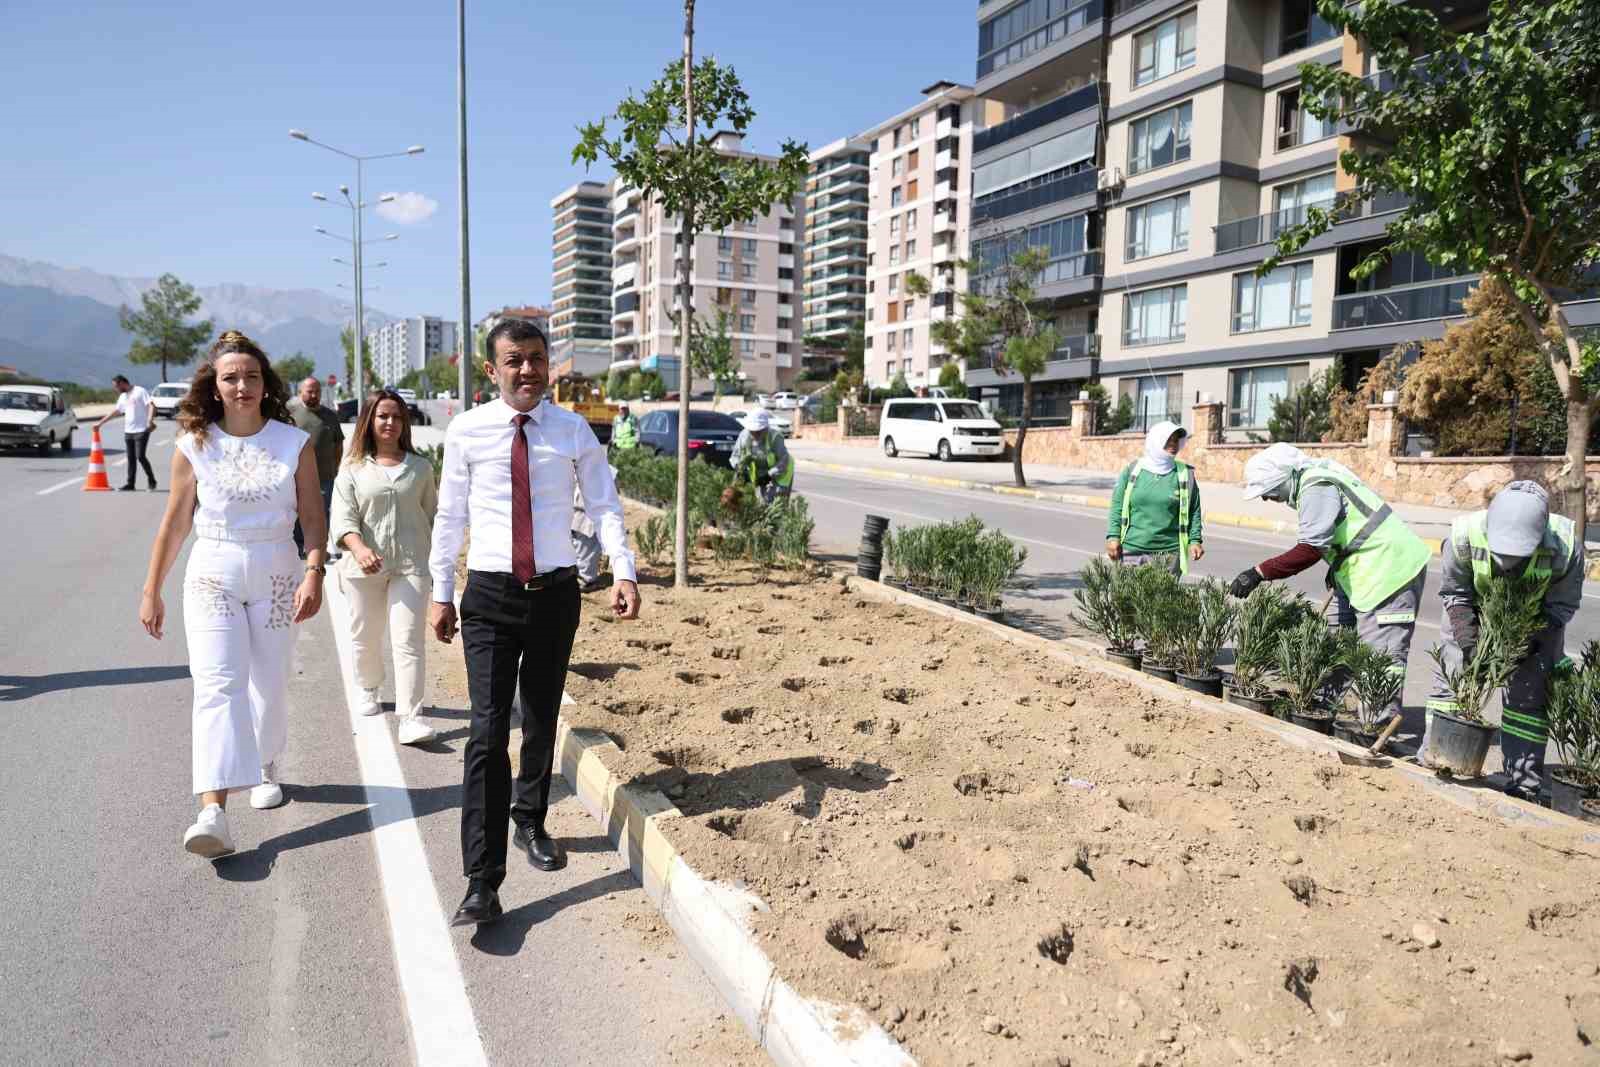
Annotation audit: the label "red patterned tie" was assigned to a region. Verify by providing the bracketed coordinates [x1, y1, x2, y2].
[510, 413, 535, 583]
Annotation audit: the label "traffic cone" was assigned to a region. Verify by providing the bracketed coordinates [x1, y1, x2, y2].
[82, 428, 112, 491]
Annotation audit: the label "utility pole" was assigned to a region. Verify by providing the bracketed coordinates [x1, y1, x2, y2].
[457, 0, 473, 409]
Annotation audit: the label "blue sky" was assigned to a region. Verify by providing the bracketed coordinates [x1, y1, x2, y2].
[1, 0, 974, 325]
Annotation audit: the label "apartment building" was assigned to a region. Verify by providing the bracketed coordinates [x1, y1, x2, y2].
[862, 82, 979, 391]
[802, 138, 871, 355]
[549, 181, 615, 379]
[365, 315, 459, 388]
[609, 132, 805, 395]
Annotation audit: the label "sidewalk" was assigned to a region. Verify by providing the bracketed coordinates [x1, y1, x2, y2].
[788, 439, 1467, 550]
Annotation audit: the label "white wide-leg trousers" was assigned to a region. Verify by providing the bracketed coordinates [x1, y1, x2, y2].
[185, 538, 300, 795]
[340, 569, 429, 722]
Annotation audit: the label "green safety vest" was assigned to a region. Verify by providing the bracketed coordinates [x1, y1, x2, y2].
[1292, 462, 1431, 612]
[1119, 460, 1193, 575]
[744, 436, 793, 488]
[612, 416, 638, 449]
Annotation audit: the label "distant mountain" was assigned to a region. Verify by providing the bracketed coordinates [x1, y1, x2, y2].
[0, 254, 392, 387]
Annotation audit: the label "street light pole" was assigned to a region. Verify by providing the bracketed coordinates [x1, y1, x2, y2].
[457, 0, 473, 409]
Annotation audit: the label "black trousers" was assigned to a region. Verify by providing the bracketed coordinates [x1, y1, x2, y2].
[459, 569, 580, 890]
[124, 429, 155, 488]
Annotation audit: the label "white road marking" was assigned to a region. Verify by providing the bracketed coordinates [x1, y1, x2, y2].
[802, 488, 1097, 557]
[35, 435, 174, 495]
[322, 579, 488, 1067]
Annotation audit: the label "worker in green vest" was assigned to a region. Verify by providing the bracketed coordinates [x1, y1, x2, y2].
[1426, 481, 1581, 800]
[1105, 420, 1205, 576]
[610, 403, 639, 451]
[730, 409, 794, 505]
[1230, 443, 1432, 725]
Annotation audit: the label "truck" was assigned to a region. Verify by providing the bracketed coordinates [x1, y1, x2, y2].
[549, 374, 619, 444]
[0, 384, 78, 454]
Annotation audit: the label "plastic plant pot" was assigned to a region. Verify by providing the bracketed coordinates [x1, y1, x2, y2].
[1332, 718, 1381, 748]
[1105, 649, 1141, 670]
[1174, 671, 1223, 698]
[1287, 709, 1335, 735]
[1141, 662, 1177, 683]
[1579, 798, 1600, 826]
[1223, 684, 1275, 714]
[1548, 766, 1595, 818]
[1424, 710, 1496, 779]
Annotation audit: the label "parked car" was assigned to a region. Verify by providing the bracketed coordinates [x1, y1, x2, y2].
[766, 391, 802, 410]
[0, 384, 77, 454]
[150, 381, 189, 419]
[727, 409, 792, 437]
[636, 409, 743, 467]
[879, 397, 1006, 462]
[394, 388, 418, 403]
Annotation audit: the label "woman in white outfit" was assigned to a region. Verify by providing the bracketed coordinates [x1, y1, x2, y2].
[140, 331, 327, 858]
[330, 389, 439, 745]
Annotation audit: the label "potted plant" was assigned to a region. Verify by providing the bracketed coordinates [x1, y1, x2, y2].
[881, 528, 904, 588]
[1425, 572, 1546, 778]
[969, 530, 1026, 621]
[1226, 585, 1310, 713]
[1129, 562, 1184, 682]
[900, 527, 931, 595]
[1274, 617, 1348, 735]
[1335, 639, 1402, 747]
[1072, 557, 1140, 667]
[1173, 579, 1237, 697]
[1546, 641, 1600, 816]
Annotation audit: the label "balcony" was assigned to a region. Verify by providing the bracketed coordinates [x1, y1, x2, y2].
[974, 250, 1102, 297]
[972, 83, 1100, 156]
[1214, 197, 1338, 253]
[933, 209, 954, 235]
[937, 114, 954, 140]
[967, 333, 1099, 371]
[936, 148, 955, 171]
[977, 0, 1103, 81]
[1332, 277, 1474, 331]
[612, 292, 639, 317]
[971, 168, 1098, 226]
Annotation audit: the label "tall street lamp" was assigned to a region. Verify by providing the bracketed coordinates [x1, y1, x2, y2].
[290, 130, 423, 402]
[457, 0, 473, 409]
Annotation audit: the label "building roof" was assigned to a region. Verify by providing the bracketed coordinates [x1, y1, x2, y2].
[549, 179, 613, 210]
[859, 81, 974, 141]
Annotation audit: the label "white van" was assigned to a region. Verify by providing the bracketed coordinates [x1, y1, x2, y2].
[879, 397, 1006, 462]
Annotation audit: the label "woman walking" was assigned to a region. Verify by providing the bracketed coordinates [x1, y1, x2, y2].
[331, 390, 439, 745]
[1105, 420, 1205, 575]
[140, 331, 326, 858]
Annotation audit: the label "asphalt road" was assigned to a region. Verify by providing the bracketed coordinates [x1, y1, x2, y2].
[0, 420, 751, 1065]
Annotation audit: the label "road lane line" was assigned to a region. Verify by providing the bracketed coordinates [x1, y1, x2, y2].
[322, 579, 488, 1067]
[802, 489, 1097, 557]
[35, 436, 175, 495]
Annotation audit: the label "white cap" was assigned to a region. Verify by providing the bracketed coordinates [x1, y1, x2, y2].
[741, 410, 771, 432]
[1241, 442, 1309, 501]
[1485, 480, 1549, 557]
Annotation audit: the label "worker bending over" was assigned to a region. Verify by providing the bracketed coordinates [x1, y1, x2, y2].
[730, 410, 793, 505]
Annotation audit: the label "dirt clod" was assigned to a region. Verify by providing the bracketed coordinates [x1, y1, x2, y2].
[711, 645, 742, 660]
[882, 686, 918, 704]
[1125, 742, 1155, 758]
[720, 706, 755, 724]
[780, 677, 809, 692]
[1036, 925, 1075, 964]
[1283, 957, 1319, 1008]
[819, 655, 852, 666]
[1283, 875, 1317, 905]
[824, 913, 870, 960]
[1294, 814, 1327, 833]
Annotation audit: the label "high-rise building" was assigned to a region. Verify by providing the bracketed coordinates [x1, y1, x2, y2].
[549, 181, 615, 379]
[609, 132, 805, 394]
[475, 305, 551, 363]
[366, 316, 459, 388]
[801, 138, 871, 359]
[862, 81, 979, 391]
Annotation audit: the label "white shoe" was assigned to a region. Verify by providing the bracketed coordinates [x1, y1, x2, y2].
[357, 687, 384, 717]
[250, 763, 285, 809]
[397, 719, 438, 746]
[183, 804, 235, 858]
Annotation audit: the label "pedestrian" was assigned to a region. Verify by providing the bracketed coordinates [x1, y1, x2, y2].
[571, 465, 619, 594]
[428, 317, 641, 927]
[139, 330, 326, 858]
[330, 389, 440, 746]
[96, 374, 157, 491]
[287, 376, 345, 558]
[730, 409, 794, 505]
[610, 403, 638, 451]
[1231, 443, 1432, 726]
[1426, 481, 1580, 799]
[1104, 420, 1204, 575]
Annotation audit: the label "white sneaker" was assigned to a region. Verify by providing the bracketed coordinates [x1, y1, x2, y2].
[183, 804, 235, 858]
[397, 719, 438, 746]
[250, 763, 285, 809]
[357, 687, 384, 717]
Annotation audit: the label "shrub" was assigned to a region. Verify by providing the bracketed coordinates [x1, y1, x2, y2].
[1173, 579, 1237, 677]
[1274, 617, 1349, 718]
[1127, 560, 1185, 667]
[1427, 571, 1547, 723]
[1071, 557, 1139, 652]
[1266, 366, 1338, 443]
[1548, 641, 1600, 786]
[1344, 638, 1404, 729]
[634, 515, 672, 565]
[1232, 585, 1315, 697]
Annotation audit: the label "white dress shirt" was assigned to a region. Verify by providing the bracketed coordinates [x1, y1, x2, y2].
[428, 396, 636, 602]
[117, 386, 153, 434]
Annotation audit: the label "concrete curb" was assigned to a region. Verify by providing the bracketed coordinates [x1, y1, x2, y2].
[798, 458, 1449, 557]
[554, 717, 917, 1067]
[846, 576, 1600, 844]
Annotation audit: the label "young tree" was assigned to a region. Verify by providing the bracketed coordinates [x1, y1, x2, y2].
[574, 3, 808, 588]
[1265, 366, 1339, 443]
[118, 273, 213, 383]
[340, 326, 377, 390]
[936, 361, 967, 398]
[672, 306, 739, 400]
[274, 352, 316, 387]
[1269, 0, 1600, 538]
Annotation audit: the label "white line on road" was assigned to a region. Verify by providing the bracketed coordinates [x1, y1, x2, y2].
[803, 488, 1098, 558]
[35, 435, 174, 496]
[322, 580, 488, 1067]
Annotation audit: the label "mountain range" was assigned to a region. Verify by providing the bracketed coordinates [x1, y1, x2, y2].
[0, 254, 392, 387]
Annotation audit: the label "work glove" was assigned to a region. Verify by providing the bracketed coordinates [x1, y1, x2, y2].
[755, 470, 772, 488]
[1228, 568, 1264, 599]
[1444, 603, 1479, 661]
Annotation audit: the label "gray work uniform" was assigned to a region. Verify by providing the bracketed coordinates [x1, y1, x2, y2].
[571, 482, 602, 584]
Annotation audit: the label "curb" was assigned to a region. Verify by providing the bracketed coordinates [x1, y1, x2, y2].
[845, 576, 1600, 843]
[797, 458, 1448, 557]
[554, 717, 917, 1067]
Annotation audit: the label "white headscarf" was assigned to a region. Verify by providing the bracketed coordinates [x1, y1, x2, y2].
[1241, 442, 1310, 501]
[740, 410, 771, 433]
[1137, 420, 1186, 476]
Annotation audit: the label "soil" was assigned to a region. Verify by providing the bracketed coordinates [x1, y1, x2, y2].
[529, 506, 1600, 1065]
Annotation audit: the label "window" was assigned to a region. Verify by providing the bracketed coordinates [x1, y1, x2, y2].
[740, 314, 755, 332]
[740, 262, 756, 280]
[1134, 11, 1197, 87]
[1128, 102, 1192, 175]
[718, 236, 733, 253]
[717, 260, 732, 279]
[1233, 261, 1314, 332]
[888, 274, 899, 294]
[908, 148, 920, 170]
[886, 362, 895, 378]
[893, 127, 904, 148]
[1230, 364, 1309, 428]
[890, 246, 901, 265]
[907, 179, 919, 199]
[740, 339, 755, 355]
[892, 157, 905, 178]
[741, 289, 757, 306]
[902, 328, 914, 347]
[777, 317, 791, 330]
[902, 359, 913, 374]
[905, 239, 917, 259]
[1123, 284, 1188, 346]
[1276, 86, 1335, 151]
[886, 332, 898, 351]
[903, 299, 916, 318]
[890, 215, 901, 238]
[891, 187, 904, 208]
[742, 238, 757, 256]
[1121, 374, 1183, 429]
[1272, 172, 1337, 231]
[887, 302, 900, 323]
[906, 208, 918, 229]
[910, 117, 921, 138]
[1125, 192, 1190, 260]
[1280, 0, 1337, 55]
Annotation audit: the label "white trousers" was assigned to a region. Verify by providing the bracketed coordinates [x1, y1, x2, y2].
[185, 538, 300, 795]
[339, 569, 429, 721]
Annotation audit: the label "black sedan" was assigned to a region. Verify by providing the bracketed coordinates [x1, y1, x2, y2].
[636, 409, 742, 467]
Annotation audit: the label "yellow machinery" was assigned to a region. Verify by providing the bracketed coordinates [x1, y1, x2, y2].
[550, 374, 620, 443]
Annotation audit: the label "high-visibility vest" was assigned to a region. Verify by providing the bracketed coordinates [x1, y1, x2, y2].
[1455, 509, 1574, 601]
[744, 436, 793, 488]
[1119, 460, 1193, 575]
[1292, 461, 1431, 612]
[612, 415, 638, 449]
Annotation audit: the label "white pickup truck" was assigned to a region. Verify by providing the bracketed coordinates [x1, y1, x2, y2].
[0, 384, 77, 454]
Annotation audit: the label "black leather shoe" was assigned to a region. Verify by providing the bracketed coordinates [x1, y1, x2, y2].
[450, 885, 503, 927]
[513, 824, 568, 871]
[118, 485, 137, 492]
[148, 481, 158, 491]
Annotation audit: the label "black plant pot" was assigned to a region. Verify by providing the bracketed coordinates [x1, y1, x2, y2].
[1287, 709, 1335, 735]
[1141, 662, 1176, 682]
[1223, 683, 1275, 714]
[1174, 671, 1223, 697]
[978, 607, 1005, 623]
[1424, 710, 1496, 778]
[856, 565, 881, 581]
[1549, 766, 1595, 818]
[1580, 798, 1600, 826]
[882, 576, 905, 589]
[936, 594, 961, 608]
[1105, 648, 1141, 669]
[1332, 718, 1380, 748]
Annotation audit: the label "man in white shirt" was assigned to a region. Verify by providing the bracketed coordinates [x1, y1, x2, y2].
[428, 317, 641, 927]
[96, 374, 157, 491]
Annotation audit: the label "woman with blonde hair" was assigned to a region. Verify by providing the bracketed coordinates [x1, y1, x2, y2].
[331, 389, 439, 744]
[141, 330, 327, 858]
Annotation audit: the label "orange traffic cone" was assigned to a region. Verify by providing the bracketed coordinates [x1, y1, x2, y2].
[82, 428, 112, 491]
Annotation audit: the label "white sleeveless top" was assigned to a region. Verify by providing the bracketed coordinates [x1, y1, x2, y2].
[177, 419, 309, 543]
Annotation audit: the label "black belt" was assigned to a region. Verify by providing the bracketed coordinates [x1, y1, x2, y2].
[470, 566, 578, 593]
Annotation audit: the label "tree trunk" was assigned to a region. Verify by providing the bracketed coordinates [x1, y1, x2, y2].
[1013, 376, 1031, 488]
[673, 0, 696, 590]
[1563, 394, 1590, 547]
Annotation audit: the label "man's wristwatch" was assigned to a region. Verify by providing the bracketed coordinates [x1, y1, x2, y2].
[305, 562, 327, 576]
